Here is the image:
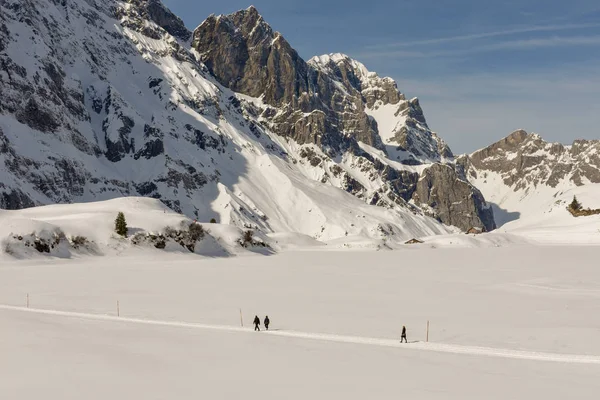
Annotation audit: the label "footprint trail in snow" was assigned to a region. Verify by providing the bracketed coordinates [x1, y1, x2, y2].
[2, 304, 599, 365]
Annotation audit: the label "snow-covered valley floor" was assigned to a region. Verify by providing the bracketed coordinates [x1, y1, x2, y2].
[1, 246, 600, 399]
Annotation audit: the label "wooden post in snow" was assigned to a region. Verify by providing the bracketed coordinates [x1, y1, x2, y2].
[117, 300, 120, 317]
[26, 293, 29, 308]
[426, 320, 430, 342]
[239, 309, 243, 327]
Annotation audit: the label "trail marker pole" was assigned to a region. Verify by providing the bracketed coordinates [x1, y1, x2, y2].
[426, 320, 430, 343]
[117, 300, 120, 317]
[26, 293, 29, 308]
[239, 309, 244, 327]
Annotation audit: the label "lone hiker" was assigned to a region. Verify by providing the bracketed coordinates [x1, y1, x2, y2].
[264, 315, 270, 330]
[253, 315, 261, 331]
[401, 325, 407, 343]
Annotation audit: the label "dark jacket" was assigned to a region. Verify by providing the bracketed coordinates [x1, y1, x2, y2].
[253, 316, 260, 325]
[401, 327, 406, 336]
[264, 316, 270, 326]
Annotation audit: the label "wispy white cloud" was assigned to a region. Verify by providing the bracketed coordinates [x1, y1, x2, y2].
[367, 22, 600, 49]
[356, 35, 600, 60]
[486, 35, 600, 50]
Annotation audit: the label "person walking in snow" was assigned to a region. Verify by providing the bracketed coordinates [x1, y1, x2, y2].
[253, 315, 261, 331]
[264, 315, 270, 330]
[400, 325, 407, 343]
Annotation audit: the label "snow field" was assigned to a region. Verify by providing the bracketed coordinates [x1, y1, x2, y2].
[1, 245, 600, 398]
[3, 308, 599, 400]
[2, 305, 599, 364]
[470, 169, 600, 238]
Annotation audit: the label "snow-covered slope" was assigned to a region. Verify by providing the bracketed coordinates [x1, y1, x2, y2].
[0, 195, 456, 259]
[459, 130, 600, 241]
[192, 7, 494, 232]
[0, 0, 494, 242]
[0, 197, 278, 258]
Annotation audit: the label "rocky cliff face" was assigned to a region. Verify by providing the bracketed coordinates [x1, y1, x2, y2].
[308, 54, 453, 163]
[415, 164, 495, 231]
[459, 130, 600, 190]
[194, 8, 453, 163]
[456, 130, 600, 227]
[192, 7, 492, 231]
[0, 0, 228, 216]
[0, 0, 495, 235]
[193, 8, 383, 152]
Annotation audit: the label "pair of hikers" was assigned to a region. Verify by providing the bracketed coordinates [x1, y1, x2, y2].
[253, 315, 270, 331]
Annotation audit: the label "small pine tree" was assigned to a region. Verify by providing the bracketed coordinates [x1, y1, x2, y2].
[115, 212, 128, 237]
[210, 218, 217, 224]
[570, 196, 582, 211]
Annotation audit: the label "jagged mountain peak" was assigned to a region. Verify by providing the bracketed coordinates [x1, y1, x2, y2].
[307, 53, 454, 163]
[243, 5, 260, 16]
[193, 6, 300, 106]
[0, 0, 494, 236]
[456, 129, 600, 227]
[206, 5, 275, 42]
[470, 129, 563, 161]
[309, 52, 403, 107]
[461, 129, 600, 201]
[310, 53, 381, 82]
[470, 129, 532, 157]
[193, 12, 453, 162]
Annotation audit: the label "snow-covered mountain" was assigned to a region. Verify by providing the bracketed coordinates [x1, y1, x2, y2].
[0, 0, 495, 244]
[308, 53, 453, 164]
[458, 130, 600, 228]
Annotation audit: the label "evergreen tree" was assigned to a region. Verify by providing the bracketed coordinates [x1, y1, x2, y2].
[570, 196, 582, 211]
[115, 212, 128, 237]
[210, 218, 217, 224]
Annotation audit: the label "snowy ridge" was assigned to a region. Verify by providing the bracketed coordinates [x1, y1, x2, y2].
[0, 197, 274, 258]
[0, 0, 497, 246]
[0, 197, 460, 259]
[460, 130, 600, 240]
[0, 0, 462, 246]
[310, 53, 376, 85]
[309, 53, 453, 164]
[3, 304, 599, 365]
[3, 0, 597, 244]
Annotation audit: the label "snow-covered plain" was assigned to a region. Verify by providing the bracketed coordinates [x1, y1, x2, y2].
[1, 245, 600, 399]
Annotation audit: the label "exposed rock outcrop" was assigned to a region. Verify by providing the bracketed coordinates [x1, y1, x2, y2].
[193, 8, 383, 151]
[414, 164, 495, 232]
[459, 130, 600, 190]
[0, 0, 495, 236]
[192, 7, 491, 231]
[119, 0, 191, 41]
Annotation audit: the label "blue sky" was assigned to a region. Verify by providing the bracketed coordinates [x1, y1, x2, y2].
[163, 0, 600, 153]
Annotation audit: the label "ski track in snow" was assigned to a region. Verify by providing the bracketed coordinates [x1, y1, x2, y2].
[515, 282, 600, 297]
[2, 304, 599, 365]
